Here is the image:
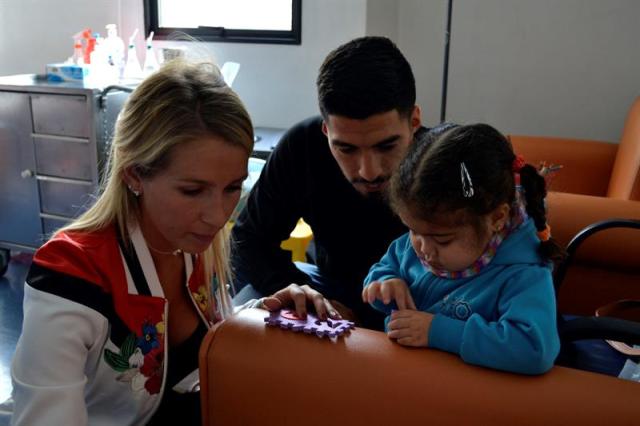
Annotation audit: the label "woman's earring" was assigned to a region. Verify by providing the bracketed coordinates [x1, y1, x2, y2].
[128, 185, 140, 197]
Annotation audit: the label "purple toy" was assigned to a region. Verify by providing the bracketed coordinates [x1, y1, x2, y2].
[264, 309, 355, 338]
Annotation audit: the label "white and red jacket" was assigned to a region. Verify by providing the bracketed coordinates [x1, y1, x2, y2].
[11, 224, 226, 426]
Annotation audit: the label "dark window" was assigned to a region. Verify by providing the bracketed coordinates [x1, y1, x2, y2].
[144, 0, 301, 44]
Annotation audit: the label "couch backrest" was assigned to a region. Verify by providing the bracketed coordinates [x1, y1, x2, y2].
[608, 96, 640, 201]
[509, 135, 617, 196]
[199, 309, 640, 426]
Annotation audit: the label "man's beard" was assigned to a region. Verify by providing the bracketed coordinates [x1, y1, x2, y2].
[363, 190, 388, 203]
[351, 176, 390, 202]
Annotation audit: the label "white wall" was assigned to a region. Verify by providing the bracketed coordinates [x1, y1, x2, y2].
[363, 0, 446, 128]
[366, 0, 398, 41]
[400, 0, 640, 142]
[203, 0, 367, 128]
[120, 0, 368, 128]
[1, 0, 367, 128]
[395, 0, 448, 128]
[0, 0, 119, 76]
[3, 0, 639, 140]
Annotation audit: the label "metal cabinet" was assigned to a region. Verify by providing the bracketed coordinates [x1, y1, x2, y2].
[0, 91, 41, 247]
[0, 74, 284, 275]
[0, 75, 132, 254]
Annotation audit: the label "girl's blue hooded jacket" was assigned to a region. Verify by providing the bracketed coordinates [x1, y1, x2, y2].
[364, 219, 560, 374]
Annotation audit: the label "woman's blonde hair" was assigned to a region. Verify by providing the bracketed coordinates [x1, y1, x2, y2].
[62, 59, 254, 315]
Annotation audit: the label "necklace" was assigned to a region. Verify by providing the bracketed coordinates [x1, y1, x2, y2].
[147, 244, 183, 256]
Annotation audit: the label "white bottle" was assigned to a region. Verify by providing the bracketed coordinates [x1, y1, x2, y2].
[71, 31, 84, 65]
[220, 62, 240, 87]
[87, 35, 104, 83]
[103, 24, 125, 77]
[88, 35, 117, 85]
[122, 29, 143, 81]
[142, 32, 160, 77]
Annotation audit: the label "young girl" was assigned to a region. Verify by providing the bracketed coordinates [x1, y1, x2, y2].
[362, 123, 563, 375]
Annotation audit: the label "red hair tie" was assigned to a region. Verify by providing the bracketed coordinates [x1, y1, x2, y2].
[512, 154, 526, 172]
[537, 224, 551, 242]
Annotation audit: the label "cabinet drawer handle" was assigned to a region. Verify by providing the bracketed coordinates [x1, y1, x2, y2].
[20, 169, 34, 178]
[35, 175, 92, 186]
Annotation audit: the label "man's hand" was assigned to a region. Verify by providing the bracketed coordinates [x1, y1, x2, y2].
[387, 310, 434, 347]
[262, 283, 341, 320]
[361, 278, 416, 310]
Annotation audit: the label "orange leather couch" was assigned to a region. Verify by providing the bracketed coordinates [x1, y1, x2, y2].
[199, 309, 640, 426]
[509, 96, 640, 200]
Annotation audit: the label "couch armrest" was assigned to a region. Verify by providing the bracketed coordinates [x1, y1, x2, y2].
[199, 309, 640, 426]
[546, 192, 640, 267]
[545, 192, 640, 314]
[509, 135, 618, 196]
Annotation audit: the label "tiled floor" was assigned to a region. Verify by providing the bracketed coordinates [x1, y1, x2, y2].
[0, 252, 31, 425]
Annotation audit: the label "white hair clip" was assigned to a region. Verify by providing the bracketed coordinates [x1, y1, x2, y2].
[460, 162, 474, 198]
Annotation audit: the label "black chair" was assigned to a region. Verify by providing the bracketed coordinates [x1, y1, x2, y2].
[0, 248, 9, 276]
[554, 219, 640, 376]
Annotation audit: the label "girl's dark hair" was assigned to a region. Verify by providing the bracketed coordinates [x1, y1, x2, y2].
[390, 123, 565, 264]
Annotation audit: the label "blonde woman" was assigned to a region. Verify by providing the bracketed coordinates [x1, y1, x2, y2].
[9, 59, 315, 426]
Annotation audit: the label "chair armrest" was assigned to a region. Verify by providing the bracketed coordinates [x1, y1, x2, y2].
[509, 135, 618, 196]
[561, 316, 640, 345]
[546, 192, 640, 264]
[546, 193, 640, 315]
[199, 309, 640, 426]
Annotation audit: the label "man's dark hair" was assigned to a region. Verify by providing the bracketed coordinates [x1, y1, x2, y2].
[317, 36, 416, 120]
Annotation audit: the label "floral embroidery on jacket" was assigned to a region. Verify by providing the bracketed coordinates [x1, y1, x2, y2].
[191, 275, 222, 324]
[192, 285, 210, 314]
[137, 322, 160, 354]
[104, 319, 165, 395]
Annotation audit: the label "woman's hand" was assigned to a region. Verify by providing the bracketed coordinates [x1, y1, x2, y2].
[387, 310, 434, 347]
[362, 278, 416, 310]
[262, 283, 342, 320]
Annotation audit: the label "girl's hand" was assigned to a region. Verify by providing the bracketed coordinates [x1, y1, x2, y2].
[387, 310, 434, 347]
[361, 278, 417, 310]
